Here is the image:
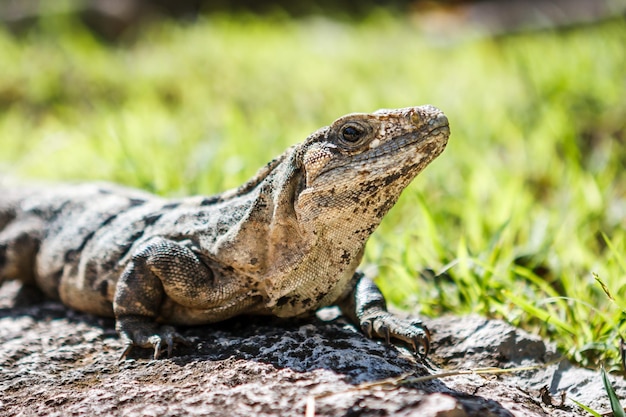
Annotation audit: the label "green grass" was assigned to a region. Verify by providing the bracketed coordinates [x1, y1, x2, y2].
[1, 12, 625, 369]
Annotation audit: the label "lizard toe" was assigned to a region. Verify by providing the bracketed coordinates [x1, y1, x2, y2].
[119, 341, 135, 361]
[152, 338, 163, 360]
[117, 318, 190, 360]
[360, 320, 373, 338]
[378, 324, 391, 345]
[410, 331, 430, 358]
[159, 325, 190, 358]
[360, 312, 431, 358]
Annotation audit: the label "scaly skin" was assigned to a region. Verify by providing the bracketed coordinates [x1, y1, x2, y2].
[0, 105, 449, 359]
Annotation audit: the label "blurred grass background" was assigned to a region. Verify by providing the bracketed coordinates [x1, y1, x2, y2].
[1, 1, 625, 369]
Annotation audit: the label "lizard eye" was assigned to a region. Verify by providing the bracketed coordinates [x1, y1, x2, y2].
[340, 124, 365, 143]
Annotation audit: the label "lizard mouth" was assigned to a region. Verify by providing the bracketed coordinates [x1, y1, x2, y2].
[299, 106, 450, 195]
[317, 121, 449, 179]
[382, 110, 450, 158]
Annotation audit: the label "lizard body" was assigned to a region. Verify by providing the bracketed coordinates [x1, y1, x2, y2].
[0, 105, 449, 358]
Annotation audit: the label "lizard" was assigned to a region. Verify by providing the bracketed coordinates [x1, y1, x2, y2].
[0, 105, 449, 360]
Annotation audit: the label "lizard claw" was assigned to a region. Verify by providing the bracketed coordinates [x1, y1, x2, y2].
[361, 320, 373, 338]
[152, 338, 163, 360]
[360, 312, 431, 358]
[119, 342, 135, 362]
[408, 321, 430, 357]
[157, 325, 190, 359]
[379, 324, 391, 345]
[117, 318, 190, 360]
[410, 330, 430, 358]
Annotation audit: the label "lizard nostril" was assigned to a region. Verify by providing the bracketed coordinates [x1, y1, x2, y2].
[410, 112, 421, 126]
[432, 112, 449, 128]
[411, 106, 448, 129]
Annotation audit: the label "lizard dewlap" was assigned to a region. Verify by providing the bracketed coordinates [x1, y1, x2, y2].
[0, 105, 449, 359]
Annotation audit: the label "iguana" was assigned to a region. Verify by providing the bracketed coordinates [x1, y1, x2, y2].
[0, 105, 449, 359]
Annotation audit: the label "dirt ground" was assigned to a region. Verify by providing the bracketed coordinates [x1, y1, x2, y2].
[0, 280, 623, 417]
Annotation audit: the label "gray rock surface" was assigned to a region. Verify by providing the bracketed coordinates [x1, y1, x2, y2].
[1, 280, 623, 416]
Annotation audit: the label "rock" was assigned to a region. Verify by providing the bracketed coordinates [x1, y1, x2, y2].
[0, 280, 623, 416]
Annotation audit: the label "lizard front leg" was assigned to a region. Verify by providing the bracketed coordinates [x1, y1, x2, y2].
[114, 237, 220, 360]
[338, 272, 430, 357]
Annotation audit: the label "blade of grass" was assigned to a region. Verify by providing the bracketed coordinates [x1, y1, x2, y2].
[568, 398, 602, 417]
[601, 365, 626, 417]
[502, 289, 576, 335]
[602, 232, 626, 275]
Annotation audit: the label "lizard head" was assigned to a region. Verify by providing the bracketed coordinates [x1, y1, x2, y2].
[295, 105, 449, 233]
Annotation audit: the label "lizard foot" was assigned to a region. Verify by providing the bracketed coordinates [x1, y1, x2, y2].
[117, 318, 191, 360]
[360, 312, 430, 357]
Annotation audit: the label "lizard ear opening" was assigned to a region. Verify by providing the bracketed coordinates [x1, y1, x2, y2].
[294, 174, 307, 200]
[281, 150, 307, 210]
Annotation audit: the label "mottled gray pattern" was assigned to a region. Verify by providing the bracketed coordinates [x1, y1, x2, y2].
[0, 106, 449, 358]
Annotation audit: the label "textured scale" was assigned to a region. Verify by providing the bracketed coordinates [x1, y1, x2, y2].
[0, 105, 449, 359]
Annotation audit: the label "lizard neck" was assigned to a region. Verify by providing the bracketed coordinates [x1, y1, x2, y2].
[208, 146, 311, 277]
[205, 143, 390, 315]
